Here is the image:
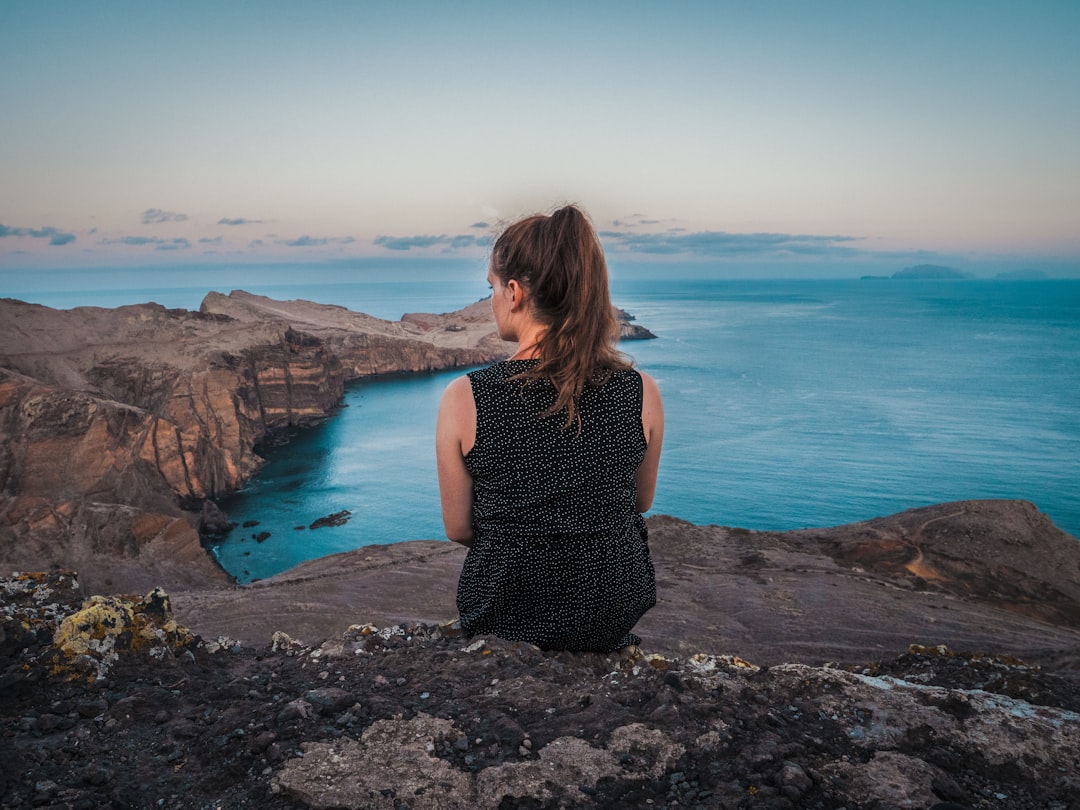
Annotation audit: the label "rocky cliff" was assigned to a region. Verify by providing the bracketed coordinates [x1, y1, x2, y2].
[0, 293, 512, 593]
[2, 292, 1080, 808]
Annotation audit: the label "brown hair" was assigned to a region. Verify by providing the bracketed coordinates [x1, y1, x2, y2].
[491, 204, 631, 429]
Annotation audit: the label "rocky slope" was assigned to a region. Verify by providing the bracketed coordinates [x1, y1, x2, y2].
[173, 499, 1080, 671]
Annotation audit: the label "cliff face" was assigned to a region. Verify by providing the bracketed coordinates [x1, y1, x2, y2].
[1, 324, 343, 506]
[0, 293, 507, 593]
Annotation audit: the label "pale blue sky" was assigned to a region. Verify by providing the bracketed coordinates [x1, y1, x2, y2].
[2, 0, 1078, 278]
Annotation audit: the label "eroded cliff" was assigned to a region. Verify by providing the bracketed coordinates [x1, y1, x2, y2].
[0, 292, 512, 592]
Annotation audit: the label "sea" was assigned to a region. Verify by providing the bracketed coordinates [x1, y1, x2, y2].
[14, 275, 1080, 584]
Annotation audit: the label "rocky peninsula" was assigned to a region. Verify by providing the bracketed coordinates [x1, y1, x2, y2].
[2, 293, 1079, 808]
[0, 291, 511, 593]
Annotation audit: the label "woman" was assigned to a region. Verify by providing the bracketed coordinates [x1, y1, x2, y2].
[436, 204, 664, 652]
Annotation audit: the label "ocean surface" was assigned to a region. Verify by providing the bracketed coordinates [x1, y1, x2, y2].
[16, 277, 1080, 583]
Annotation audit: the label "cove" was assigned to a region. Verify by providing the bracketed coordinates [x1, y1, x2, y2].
[214, 367, 469, 583]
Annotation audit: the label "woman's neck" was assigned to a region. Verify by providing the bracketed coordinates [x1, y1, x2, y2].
[509, 344, 539, 361]
[509, 325, 545, 360]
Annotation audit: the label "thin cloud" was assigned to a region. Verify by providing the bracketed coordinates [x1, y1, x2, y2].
[612, 214, 676, 228]
[276, 235, 356, 247]
[282, 235, 329, 247]
[155, 238, 191, 251]
[598, 229, 862, 258]
[218, 217, 262, 226]
[374, 234, 446, 251]
[0, 224, 76, 246]
[101, 235, 191, 250]
[141, 208, 189, 224]
[199, 236, 223, 245]
[470, 221, 490, 229]
[374, 233, 489, 251]
[108, 236, 158, 246]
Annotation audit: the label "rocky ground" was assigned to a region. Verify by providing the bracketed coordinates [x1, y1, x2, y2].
[173, 501, 1080, 671]
[3, 531, 1080, 810]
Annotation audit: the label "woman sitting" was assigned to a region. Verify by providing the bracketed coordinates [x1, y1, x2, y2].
[436, 204, 664, 652]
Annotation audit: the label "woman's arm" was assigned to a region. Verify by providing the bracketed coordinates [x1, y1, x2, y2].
[635, 371, 664, 513]
[436, 375, 477, 546]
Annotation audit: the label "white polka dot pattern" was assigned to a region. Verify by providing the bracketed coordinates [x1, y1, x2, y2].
[456, 359, 656, 651]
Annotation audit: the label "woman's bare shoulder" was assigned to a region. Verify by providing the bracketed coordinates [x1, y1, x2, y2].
[440, 373, 475, 399]
[637, 370, 662, 397]
[440, 374, 475, 413]
[444, 373, 473, 395]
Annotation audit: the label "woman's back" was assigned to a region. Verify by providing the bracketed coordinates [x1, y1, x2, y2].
[465, 359, 646, 539]
[457, 359, 656, 651]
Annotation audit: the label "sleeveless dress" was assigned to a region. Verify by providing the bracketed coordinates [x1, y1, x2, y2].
[456, 359, 656, 652]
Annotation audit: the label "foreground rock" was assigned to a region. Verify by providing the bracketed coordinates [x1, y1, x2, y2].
[1, 570, 1077, 809]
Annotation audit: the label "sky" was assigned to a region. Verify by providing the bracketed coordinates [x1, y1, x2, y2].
[2, 0, 1079, 285]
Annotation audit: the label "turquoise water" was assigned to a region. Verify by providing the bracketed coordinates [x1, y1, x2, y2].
[15, 277, 1080, 583]
[615, 279, 1080, 541]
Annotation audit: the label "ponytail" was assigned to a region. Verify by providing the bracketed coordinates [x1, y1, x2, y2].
[490, 204, 631, 429]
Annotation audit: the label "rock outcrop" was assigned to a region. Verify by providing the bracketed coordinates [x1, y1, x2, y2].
[199, 290, 505, 378]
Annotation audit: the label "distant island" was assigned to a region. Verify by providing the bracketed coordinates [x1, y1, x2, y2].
[861, 264, 973, 281]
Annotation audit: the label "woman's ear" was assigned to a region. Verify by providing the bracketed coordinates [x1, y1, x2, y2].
[506, 279, 524, 311]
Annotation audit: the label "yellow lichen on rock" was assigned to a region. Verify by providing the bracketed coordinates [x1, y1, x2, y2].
[50, 587, 197, 680]
[53, 596, 133, 656]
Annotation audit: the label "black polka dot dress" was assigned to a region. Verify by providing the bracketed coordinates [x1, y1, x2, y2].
[456, 359, 656, 652]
